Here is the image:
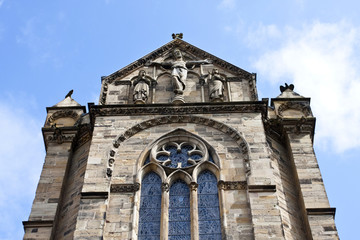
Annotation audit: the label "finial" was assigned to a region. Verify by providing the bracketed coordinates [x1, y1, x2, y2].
[280, 83, 294, 93]
[65, 89, 73, 98]
[172, 33, 183, 39]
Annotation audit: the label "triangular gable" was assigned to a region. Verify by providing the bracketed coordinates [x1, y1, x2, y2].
[103, 38, 252, 84]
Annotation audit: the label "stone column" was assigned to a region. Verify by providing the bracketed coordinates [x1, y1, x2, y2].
[190, 182, 199, 240]
[160, 183, 170, 240]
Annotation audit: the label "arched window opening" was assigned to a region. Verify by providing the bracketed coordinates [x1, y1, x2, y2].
[138, 172, 162, 240]
[168, 179, 191, 240]
[198, 170, 222, 240]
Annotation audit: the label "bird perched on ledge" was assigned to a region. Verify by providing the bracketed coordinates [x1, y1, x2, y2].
[280, 83, 294, 92]
[65, 89, 73, 98]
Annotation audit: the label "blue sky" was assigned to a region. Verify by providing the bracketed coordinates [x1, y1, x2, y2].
[0, 0, 358, 239]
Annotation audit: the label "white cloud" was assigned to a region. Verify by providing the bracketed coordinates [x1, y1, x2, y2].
[0, 99, 44, 239]
[0, 0, 4, 8]
[218, 0, 236, 9]
[252, 21, 360, 152]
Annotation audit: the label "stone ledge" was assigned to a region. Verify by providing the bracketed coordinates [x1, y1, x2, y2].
[307, 208, 336, 217]
[248, 185, 276, 192]
[23, 220, 53, 229]
[81, 191, 108, 199]
[90, 101, 267, 117]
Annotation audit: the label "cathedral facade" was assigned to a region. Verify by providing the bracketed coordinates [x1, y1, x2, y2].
[23, 36, 339, 239]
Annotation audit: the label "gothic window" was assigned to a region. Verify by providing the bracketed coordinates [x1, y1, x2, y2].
[168, 180, 191, 239]
[198, 170, 222, 240]
[138, 131, 222, 239]
[138, 172, 162, 240]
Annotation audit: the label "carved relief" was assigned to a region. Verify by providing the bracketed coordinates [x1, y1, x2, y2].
[206, 68, 226, 102]
[46, 110, 80, 126]
[132, 70, 152, 104]
[47, 128, 76, 144]
[218, 180, 247, 190]
[102, 39, 252, 86]
[189, 182, 198, 191]
[110, 183, 140, 193]
[91, 103, 265, 117]
[277, 102, 311, 117]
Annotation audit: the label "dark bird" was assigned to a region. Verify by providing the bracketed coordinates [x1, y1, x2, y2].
[65, 89, 73, 98]
[280, 83, 294, 93]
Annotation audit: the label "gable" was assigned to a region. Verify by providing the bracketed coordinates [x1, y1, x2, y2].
[100, 38, 257, 105]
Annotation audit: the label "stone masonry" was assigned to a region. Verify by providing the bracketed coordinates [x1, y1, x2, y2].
[23, 37, 338, 239]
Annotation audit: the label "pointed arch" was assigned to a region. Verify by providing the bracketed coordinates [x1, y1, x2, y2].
[193, 161, 220, 182]
[138, 162, 166, 183]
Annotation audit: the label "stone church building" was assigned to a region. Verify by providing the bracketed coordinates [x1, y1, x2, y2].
[23, 36, 339, 239]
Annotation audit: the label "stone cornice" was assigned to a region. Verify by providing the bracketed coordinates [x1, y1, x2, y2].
[264, 117, 316, 143]
[23, 220, 54, 229]
[89, 101, 267, 118]
[307, 208, 336, 217]
[46, 106, 86, 112]
[103, 39, 252, 84]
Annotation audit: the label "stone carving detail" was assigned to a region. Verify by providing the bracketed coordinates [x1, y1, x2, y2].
[47, 128, 75, 144]
[278, 102, 311, 117]
[102, 39, 253, 86]
[106, 168, 112, 177]
[172, 33, 183, 39]
[152, 140, 206, 169]
[161, 183, 170, 192]
[218, 180, 247, 190]
[46, 110, 79, 126]
[249, 74, 258, 101]
[146, 48, 211, 104]
[190, 182, 198, 191]
[110, 183, 140, 193]
[132, 70, 151, 104]
[91, 103, 265, 117]
[206, 68, 226, 102]
[100, 82, 108, 105]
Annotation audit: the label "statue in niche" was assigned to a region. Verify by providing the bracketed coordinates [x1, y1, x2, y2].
[207, 68, 226, 102]
[146, 48, 212, 103]
[132, 70, 151, 104]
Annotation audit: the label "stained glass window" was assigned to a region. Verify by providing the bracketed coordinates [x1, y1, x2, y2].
[168, 180, 191, 240]
[198, 170, 222, 240]
[155, 141, 204, 168]
[138, 172, 162, 240]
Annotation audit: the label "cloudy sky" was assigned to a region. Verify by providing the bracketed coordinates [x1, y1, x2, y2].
[0, 0, 358, 239]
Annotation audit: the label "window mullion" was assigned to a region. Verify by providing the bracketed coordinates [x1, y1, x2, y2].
[160, 183, 169, 240]
[190, 182, 199, 240]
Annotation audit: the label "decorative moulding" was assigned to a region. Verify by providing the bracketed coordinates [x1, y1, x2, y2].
[110, 183, 140, 193]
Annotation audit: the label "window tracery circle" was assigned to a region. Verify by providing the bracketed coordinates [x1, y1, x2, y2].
[150, 135, 208, 169]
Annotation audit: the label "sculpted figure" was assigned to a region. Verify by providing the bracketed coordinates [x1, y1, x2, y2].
[147, 48, 212, 97]
[133, 70, 151, 104]
[208, 68, 226, 101]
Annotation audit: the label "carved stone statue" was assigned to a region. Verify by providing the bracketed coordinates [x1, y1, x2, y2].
[146, 48, 212, 103]
[208, 68, 226, 102]
[132, 70, 151, 104]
